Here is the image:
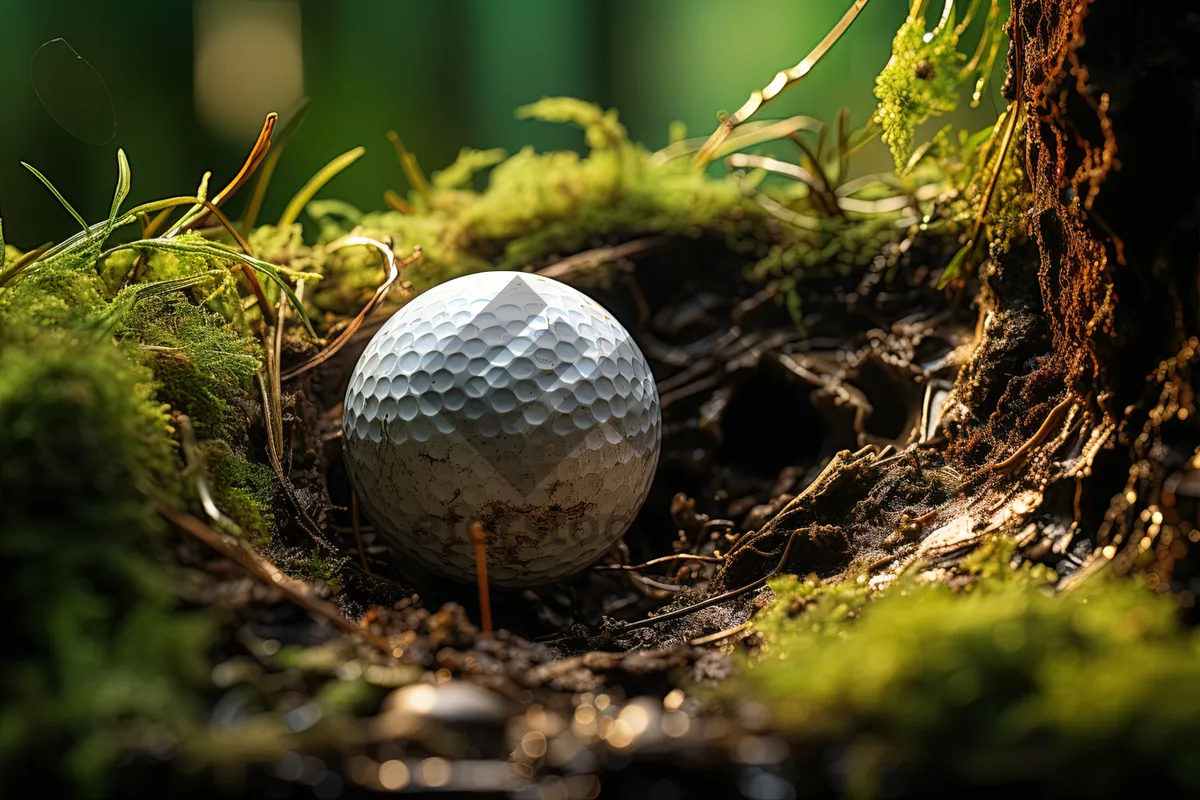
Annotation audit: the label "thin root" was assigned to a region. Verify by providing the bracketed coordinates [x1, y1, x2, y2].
[617, 525, 808, 635]
[990, 393, 1075, 473]
[690, 622, 751, 647]
[593, 553, 723, 572]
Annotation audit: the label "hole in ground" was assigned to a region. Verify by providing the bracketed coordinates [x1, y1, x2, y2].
[854, 359, 916, 442]
[718, 361, 825, 479]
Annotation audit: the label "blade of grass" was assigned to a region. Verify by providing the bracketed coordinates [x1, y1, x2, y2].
[22, 162, 88, 230]
[786, 132, 842, 217]
[693, 0, 870, 169]
[968, 2, 1005, 107]
[955, 0, 985, 34]
[142, 207, 173, 238]
[940, 98, 1021, 289]
[725, 154, 840, 217]
[269, 291, 286, 463]
[383, 189, 415, 214]
[937, 239, 974, 289]
[32, 215, 127, 265]
[650, 116, 825, 166]
[843, 118, 880, 161]
[162, 172, 212, 238]
[834, 107, 851, 184]
[104, 195, 260, 260]
[170, 113, 277, 238]
[211, 112, 277, 209]
[0, 243, 51, 288]
[243, 97, 310, 234]
[387, 131, 432, 206]
[120, 196, 256, 255]
[107, 149, 131, 232]
[277, 146, 365, 229]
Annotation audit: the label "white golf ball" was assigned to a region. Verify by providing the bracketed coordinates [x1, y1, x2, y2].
[342, 271, 661, 587]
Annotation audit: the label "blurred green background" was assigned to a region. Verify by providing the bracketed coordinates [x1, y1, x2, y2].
[0, 0, 1005, 248]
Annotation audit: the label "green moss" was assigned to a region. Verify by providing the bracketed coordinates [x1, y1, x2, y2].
[129, 236, 215, 283]
[293, 550, 351, 594]
[726, 541, 1200, 794]
[198, 440, 277, 544]
[873, 2, 1008, 175]
[432, 147, 508, 190]
[300, 99, 956, 326]
[0, 256, 111, 332]
[0, 332, 212, 796]
[875, 13, 966, 171]
[748, 572, 873, 651]
[516, 97, 627, 149]
[118, 294, 261, 439]
[116, 234, 245, 327]
[0, 330, 175, 514]
[247, 222, 306, 266]
[307, 100, 795, 316]
[305, 199, 363, 246]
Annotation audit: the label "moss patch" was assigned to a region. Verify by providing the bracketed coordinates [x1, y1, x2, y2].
[306, 99, 943, 324]
[292, 549, 351, 594]
[0, 332, 213, 795]
[0, 256, 112, 332]
[725, 539, 1200, 794]
[118, 294, 261, 439]
[198, 439, 277, 544]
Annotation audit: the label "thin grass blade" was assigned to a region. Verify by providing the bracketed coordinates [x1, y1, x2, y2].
[243, 97, 310, 233]
[278, 146, 365, 229]
[108, 149, 131, 231]
[22, 162, 88, 231]
[937, 240, 973, 289]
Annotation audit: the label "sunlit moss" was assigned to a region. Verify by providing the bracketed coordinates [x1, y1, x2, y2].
[198, 439, 277, 545]
[875, 13, 966, 171]
[432, 147, 508, 190]
[118, 294, 261, 439]
[314, 135, 765, 314]
[726, 540, 1200, 793]
[0, 256, 111, 331]
[248, 222, 306, 266]
[292, 549, 351, 594]
[0, 331, 213, 795]
[306, 99, 939, 323]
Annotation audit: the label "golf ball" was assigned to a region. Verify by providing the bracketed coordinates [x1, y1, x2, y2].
[342, 271, 661, 586]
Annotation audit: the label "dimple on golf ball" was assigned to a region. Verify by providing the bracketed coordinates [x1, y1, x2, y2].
[342, 271, 661, 587]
